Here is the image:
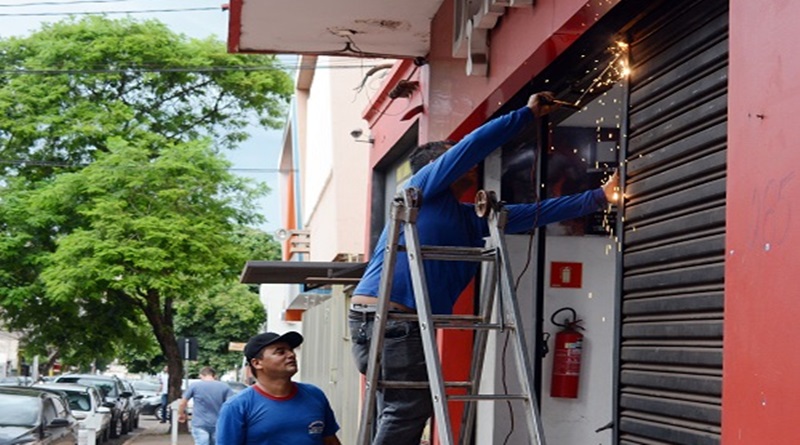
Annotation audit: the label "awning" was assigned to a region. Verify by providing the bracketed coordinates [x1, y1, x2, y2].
[227, 0, 444, 58]
[240, 261, 367, 286]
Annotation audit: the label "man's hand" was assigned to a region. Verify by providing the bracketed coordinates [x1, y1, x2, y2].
[178, 398, 188, 423]
[527, 92, 559, 117]
[602, 171, 620, 203]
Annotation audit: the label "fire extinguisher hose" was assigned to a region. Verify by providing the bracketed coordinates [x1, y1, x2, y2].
[550, 307, 585, 332]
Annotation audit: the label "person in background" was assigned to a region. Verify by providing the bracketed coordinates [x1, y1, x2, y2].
[349, 91, 620, 444]
[158, 365, 169, 423]
[216, 331, 341, 445]
[178, 366, 233, 445]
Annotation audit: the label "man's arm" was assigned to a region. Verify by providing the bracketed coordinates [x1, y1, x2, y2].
[412, 107, 532, 198]
[411, 92, 559, 199]
[177, 398, 189, 423]
[503, 189, 608, 234]
[322, 435, 342, 445]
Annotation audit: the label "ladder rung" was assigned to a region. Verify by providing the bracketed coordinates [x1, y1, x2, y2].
[387, 313, 516, 330]
[378, 380, 473, 389]
[398, 245, 496, 262]
[447, 394, 530, 401]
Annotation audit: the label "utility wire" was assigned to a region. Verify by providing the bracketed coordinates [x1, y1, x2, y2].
[0, 159, 294, 173]
[0, 6, 220, 16]
[0, 0, 164, 7]
[0, 63, 384, 76]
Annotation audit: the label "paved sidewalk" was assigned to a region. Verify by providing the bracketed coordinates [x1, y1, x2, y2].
[123, 419, 194, 445]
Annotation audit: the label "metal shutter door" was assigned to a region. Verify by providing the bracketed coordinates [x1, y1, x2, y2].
[618, 0, 728, 444]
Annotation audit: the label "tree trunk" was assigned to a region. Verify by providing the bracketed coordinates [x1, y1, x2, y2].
[38, 350, 60, 376]
[137, 288, 188, 433]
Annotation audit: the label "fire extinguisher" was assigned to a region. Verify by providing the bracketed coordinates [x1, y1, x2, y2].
[549, 307, 584, 399]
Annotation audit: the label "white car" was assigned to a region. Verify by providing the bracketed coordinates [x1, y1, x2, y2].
[35, 382, 112, 443]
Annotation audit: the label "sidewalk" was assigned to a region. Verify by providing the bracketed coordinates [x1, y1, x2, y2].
[123, 419, 194, 445]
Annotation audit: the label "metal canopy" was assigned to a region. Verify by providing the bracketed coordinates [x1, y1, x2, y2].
[240, 261, 366, 285]
[227, 0, 444, 58]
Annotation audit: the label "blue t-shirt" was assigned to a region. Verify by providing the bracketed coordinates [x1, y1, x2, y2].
[353, 105, 607, 314]
[183, 380, 234, 429]
[216, 382, 339, 445]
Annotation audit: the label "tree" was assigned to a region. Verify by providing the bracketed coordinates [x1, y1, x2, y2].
[118, 229, 280, 376]
[0, 16, 292, 182]
[176, 282, 267, 376]
[0, 16, 292, 405]
[37, 137, 262, 399]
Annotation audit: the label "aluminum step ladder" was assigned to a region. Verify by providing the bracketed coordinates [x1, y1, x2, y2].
[356, 187, 546, 445]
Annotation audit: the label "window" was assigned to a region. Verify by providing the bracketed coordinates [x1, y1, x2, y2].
[42, 399, 57, 424]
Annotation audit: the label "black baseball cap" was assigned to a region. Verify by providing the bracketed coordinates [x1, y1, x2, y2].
[244, 331, 304, 361]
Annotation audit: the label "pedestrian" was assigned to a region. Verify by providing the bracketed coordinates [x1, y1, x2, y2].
[158, 365, 169, 423]
[216, 331, 341, 445]
[349, 91, 620, 445]
[177, 366, 233, 445]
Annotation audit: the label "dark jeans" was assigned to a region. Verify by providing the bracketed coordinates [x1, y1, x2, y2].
[160, 393, 168, 421]
[349, 310, 433, 445]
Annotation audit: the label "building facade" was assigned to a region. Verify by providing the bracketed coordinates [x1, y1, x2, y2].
[231, 0, 800, 443]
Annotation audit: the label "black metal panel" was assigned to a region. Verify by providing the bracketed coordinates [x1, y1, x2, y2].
[620, 347, 722, 368]
[623, 291, 724, 315]
[621, 370, 721, 396]
[621, 394, 720, 424]
[617, 0, 728, 443]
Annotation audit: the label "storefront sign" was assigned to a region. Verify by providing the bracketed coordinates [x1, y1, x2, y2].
[550, 261, 583, 288]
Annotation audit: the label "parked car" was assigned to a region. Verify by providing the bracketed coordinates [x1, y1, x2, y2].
[53, 374, 131, 438]
[34, 383, 112, 443]
[130, 380, 159, 398]
[131, 380, 162, 419]
[0, 386, 78, 444]
[120, 380, 142, 430]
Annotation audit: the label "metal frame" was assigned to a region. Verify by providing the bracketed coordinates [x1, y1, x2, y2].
[356, 187, 546, 445]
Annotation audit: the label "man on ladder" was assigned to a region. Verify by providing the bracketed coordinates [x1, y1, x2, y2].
[349, 92, 619, 445]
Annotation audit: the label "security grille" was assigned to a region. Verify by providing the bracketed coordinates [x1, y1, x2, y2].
[618, 0, 728, 443]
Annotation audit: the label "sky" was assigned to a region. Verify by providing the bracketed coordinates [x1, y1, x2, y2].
[0, 0, 286, 233]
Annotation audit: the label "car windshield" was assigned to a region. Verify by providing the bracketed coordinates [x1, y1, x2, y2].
[0, 394, 39, 426]
[65, 392, 92, 412]
[58, 377, 118, 398]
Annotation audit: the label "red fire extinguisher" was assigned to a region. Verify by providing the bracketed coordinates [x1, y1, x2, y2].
[550, 307, 584, 399]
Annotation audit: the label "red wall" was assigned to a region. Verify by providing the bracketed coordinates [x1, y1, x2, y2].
[425, 0, 616, 142]
[723, 1, 800, 442]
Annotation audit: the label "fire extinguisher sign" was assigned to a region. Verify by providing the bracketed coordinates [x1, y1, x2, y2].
[550, 261, 583, 288]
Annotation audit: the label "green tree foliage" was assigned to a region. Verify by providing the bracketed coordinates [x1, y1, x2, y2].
[0, 16, 292, 398]
[0, 16, 292, 182]
[119, 229, 280, 375]
[176, 282, 267, 377]
[25, 137, 261, 390]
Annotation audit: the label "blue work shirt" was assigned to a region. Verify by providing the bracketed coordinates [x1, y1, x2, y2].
[353, 105, 607, 315]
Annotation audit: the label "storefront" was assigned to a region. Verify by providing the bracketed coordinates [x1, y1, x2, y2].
[230, 0, 800, 442]
[362, 1, 726, 443]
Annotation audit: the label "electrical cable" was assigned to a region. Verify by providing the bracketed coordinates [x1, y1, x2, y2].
[0, 0, 163, 7]
[0, 63, 385, 76]
[0, 6, 220, 16]
[0, 159, 295, 173]
[501, 116, 546, 445]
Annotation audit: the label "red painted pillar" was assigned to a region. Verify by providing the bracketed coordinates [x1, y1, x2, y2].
[724, 1, 800, 443]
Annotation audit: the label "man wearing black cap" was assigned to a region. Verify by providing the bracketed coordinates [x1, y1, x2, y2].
[216, 331, 341, 445]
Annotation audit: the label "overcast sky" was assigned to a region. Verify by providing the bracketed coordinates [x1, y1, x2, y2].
[0, 0, 286, 233]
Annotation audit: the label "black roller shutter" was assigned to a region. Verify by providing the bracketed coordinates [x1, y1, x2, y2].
[618, 0, 728, 444]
